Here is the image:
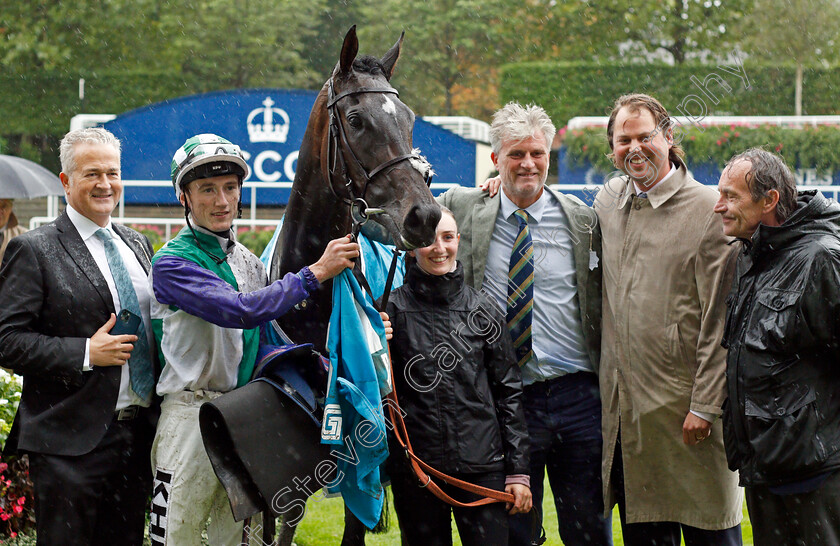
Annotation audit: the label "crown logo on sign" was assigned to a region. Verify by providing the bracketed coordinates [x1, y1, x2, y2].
[247, 97, 290, 143]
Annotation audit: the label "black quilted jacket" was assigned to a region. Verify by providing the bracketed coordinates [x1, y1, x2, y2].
[385, 261, 529, 476]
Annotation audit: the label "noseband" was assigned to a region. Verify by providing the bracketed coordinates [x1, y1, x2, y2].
[325, 78, 432, 229]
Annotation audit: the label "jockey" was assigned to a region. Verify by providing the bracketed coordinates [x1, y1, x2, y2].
[147, 133, 360, 545]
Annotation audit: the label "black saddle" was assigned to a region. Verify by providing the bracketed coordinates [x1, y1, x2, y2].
[199, 343, 334, 521]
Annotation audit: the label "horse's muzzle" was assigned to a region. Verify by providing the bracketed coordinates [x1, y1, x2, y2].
[401, 202, 441, 249]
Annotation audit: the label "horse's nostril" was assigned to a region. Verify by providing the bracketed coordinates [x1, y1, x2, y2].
[404, 203, 441, 247]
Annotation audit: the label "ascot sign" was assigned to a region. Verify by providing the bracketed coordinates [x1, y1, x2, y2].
[245, 96, 297, 182]
[104, 89, 476, 205]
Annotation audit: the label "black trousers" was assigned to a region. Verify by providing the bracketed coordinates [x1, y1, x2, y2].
[28, 413, 153, 546]
[746, 470, 840, 546]
[390, 469, 508, 546]
[612, 438, 742, 546]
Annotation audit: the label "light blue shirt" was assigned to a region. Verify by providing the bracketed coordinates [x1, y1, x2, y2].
[66, 205, 152, 409]
[482, 189, 593, 385]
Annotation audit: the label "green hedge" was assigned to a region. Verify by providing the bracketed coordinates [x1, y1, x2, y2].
[564, 123, 840, 175]
[499, 62, 840, 128]
[0, 71, 204, 136]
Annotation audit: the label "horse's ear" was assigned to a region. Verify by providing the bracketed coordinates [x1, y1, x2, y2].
[381, 31, 404, 81]
[339, 25, 359, 76]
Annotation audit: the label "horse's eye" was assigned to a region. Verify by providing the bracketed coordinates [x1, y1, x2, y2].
[347, 113, 363, 129]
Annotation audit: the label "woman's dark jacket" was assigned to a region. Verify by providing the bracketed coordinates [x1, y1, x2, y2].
[722, 190, 840, 486]
[385, 261, 529, 476]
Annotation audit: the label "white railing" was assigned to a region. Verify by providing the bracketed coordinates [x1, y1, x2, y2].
[548, 184, 840, 204]
[566, 115, 840, 130]
[33, 179, 840, 233]
[31, 180, 463, 233]
[424, 116, 491, 144]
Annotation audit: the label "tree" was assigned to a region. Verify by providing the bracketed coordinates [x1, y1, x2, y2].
[359, 0, 526, 118]
[156, 0, 326, 91]
[298, 0, 369, 81]
[742, 0, 840, 115]
[608, 0, 749, 64]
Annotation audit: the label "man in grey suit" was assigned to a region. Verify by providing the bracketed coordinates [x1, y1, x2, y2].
[439, 102, 610, 545]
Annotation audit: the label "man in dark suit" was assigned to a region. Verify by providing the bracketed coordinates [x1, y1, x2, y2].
[0, 127, 156, 546]
[440, 102, 610, 545]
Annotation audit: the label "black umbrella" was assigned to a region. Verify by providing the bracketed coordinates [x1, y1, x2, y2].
[0, 154, 64, 199]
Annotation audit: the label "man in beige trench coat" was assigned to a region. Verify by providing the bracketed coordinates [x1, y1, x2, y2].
[593, 93, 743, 545]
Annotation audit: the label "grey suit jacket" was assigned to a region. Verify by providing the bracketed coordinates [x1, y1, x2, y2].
[438, 186, 602, 370]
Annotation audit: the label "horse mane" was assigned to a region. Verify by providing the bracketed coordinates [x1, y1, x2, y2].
[352, 55, 386, 77]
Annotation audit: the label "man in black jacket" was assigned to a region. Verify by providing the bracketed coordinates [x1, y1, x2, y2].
[715, 148, 840, 544]
[0, 128, 156, 545]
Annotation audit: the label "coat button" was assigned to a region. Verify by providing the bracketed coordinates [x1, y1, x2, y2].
[775, 407, 785, 416]
[773, 298, 783, 307]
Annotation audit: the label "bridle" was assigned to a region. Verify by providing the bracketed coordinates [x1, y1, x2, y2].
[325, 77, 432, 234]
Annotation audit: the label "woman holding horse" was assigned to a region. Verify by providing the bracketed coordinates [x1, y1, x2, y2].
[385, 208, 531, 546]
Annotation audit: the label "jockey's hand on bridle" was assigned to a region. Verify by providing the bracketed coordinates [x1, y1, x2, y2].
[309, 235, 360, 283]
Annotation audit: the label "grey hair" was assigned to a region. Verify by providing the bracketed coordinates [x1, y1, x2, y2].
[60, 128, 121, 176]
[725, 148, 798, 224]
[490, 102, 556, 156]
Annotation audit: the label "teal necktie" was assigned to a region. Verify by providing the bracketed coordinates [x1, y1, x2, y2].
[95, 228, 154, 401]
[507, 209, 534, 367]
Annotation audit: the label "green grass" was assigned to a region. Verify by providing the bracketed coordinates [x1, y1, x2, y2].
[294, 479, 754, 545]
[2, 480, 755, 545]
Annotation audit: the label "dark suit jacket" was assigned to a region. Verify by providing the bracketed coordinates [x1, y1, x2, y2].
[438, 186, 603, 371]
[0, 212, 155, 456]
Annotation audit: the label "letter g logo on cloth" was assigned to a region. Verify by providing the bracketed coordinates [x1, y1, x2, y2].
[322, 403, 343, 442]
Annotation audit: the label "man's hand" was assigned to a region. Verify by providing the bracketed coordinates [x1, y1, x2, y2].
[379, 311, 393, 341]
[90, 313, 137, 367]
[479, 176, 502, 197]
[309, 235, 361, 283]
[683, 412, 712, 446]
[505, 484, 532, 515]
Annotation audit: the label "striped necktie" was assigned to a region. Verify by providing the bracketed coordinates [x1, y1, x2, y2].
[507, 209, 534, 367]
[95, 229, 154, 401]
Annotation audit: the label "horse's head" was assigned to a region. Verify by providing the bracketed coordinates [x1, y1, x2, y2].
[325, 26, 440, 250]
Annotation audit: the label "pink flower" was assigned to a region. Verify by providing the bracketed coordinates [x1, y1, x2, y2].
[0, 463, 7, 473]
[776, 143, 783, 152]
[735, 132, 740, 137]
[10, 531, 17, 537]
[582, 145, 588, 151]
[12, 504, 22, 514]
[16, 496, 25, 506]
[1, 513, 10, 521]
[716, 140, 722, 146]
